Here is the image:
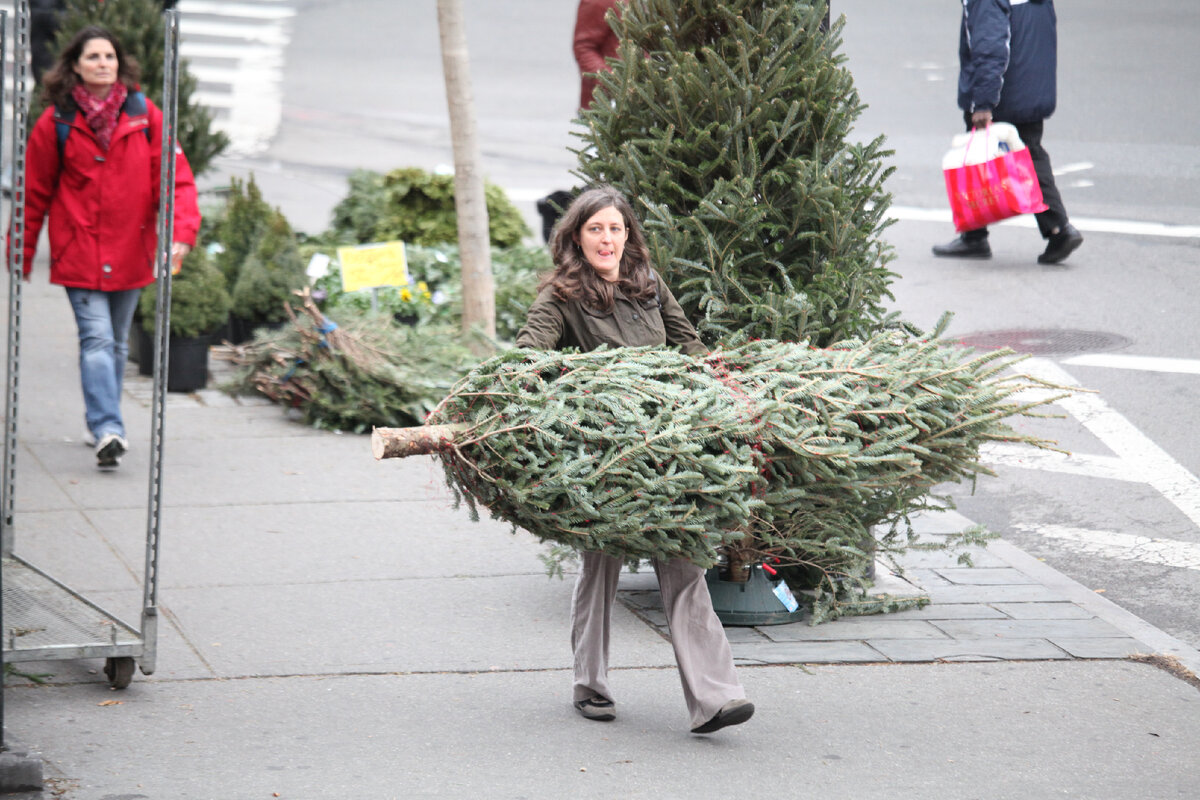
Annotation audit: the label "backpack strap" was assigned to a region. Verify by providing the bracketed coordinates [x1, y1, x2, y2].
[53, 105, 76, 159]
[124, 91, 153, 145]
[647, 266, 663, 311]
[124, 90, 149, 122]
[53, 90, 152, 158]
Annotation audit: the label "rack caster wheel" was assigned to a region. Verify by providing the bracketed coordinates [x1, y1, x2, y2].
[104, 657, 136, 689]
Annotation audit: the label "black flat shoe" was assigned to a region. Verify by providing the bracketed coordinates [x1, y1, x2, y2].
[1038, 223, 1083, 264]
[573, 696, 616, 722]
[932, 235, 992, 259]
[691, 698, 755, 734]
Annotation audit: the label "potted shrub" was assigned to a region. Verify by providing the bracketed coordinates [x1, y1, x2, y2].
[211, 175, 276, 342]
[138, 245, 232, 392]
[328, 167, 530, 248]
[229, 208, 308, 340]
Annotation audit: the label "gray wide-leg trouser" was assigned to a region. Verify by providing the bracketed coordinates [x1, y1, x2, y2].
[571, 551, 746, 729]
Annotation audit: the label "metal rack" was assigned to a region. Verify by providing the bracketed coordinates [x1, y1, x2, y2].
[1, 6, 182, 702]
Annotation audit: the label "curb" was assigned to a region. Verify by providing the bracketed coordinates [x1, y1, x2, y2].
[0, 749, 43, 794]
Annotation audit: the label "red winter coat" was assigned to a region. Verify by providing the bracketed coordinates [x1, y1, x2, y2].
[573, 0, 622, 110]
[18, 92, 200, 292]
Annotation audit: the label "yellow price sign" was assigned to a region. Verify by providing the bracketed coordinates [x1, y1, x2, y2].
[337, 241, 410, 293]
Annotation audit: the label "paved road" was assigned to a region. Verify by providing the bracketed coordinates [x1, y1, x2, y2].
[188, 0, 1200, 650]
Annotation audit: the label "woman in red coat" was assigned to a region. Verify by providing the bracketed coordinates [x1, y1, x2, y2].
[20, 25, 200, 469]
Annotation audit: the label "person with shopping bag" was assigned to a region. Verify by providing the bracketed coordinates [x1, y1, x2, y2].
[941, 121, 1048, 235]
[932, 0, 1083, 264]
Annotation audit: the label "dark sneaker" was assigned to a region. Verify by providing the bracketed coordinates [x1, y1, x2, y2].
[691, 698, 755, 734]
[573, 696, 616, 722]
[932, 235, 992, 259]
[95, 433, 128, 469]
[1038, 223, 1083, 264]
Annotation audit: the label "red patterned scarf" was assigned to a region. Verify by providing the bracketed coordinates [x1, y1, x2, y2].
[70, 82, 128, 151]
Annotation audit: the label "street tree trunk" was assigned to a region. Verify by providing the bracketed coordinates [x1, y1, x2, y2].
[436, 0, 496, 351]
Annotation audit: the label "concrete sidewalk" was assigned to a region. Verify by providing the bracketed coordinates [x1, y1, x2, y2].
[3, 278, 1199, 799]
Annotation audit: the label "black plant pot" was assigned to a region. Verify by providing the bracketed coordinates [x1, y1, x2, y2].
[227, 315, 285, 344]
[135, 329, 211, 392]
[213, 315, 235, 346]
[165, 335, 211, 393]
[127, 320, 143, 365]
[136, 325, 154, 376]
[226, 314, 256, 345]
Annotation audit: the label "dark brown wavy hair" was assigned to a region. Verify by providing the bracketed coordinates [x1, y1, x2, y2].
[41, 26, 140, 108]
[542, 185, 659, 312]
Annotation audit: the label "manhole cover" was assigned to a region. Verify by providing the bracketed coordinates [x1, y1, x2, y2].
[955, 329, 1132, 356]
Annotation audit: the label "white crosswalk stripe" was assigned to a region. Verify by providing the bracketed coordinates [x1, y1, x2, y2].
[0, 2, 294, 156]
[179, 0, 295, 156]
[1012, 524, 1200, 573]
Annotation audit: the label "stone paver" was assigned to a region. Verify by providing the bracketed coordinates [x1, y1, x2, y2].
[1053, 638, 1149, 659]
[761, 619, 949, 642]
[934, 567, 1043, 585]
[732, 640, 887, 664]
[931, 618, 1126, 640]
[868, 638, 1073, 662]
[992, 602, 1096, 620]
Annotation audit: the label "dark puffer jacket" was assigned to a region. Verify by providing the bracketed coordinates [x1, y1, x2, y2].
[957, 0, 1058, 123]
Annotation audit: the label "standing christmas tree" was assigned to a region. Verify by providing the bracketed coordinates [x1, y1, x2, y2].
[571, 1, 1019, 612]
[575, 0, 894, 348]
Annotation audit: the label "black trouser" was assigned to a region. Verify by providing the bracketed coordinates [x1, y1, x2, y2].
[961, 114, 1069, 241]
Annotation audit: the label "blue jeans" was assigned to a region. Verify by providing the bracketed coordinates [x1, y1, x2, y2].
[65, 287, 142, 439]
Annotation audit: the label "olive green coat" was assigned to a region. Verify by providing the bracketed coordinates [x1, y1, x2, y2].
[515, 272, 705, 355]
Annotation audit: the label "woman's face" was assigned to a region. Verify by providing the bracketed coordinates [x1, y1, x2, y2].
[574, 206, 627, 282]
[74, 38, 119, 93]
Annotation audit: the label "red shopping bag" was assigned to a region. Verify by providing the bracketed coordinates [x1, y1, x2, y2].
[943, 145, 1048, 232]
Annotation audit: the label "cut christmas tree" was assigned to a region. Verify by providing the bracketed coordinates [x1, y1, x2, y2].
[373, 333, 1064, 576]
[225, 291, 482, 433]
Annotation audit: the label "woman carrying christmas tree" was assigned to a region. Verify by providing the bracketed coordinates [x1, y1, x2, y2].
[516, 186, 754, 734]
[16, 26, 200, 469]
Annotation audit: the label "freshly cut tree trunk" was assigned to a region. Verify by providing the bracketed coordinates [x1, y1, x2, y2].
[372, 424, 465, 460]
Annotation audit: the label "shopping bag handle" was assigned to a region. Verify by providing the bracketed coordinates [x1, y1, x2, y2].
[961, 121, 994, 168]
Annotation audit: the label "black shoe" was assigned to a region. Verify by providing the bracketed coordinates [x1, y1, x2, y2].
[95, 433, 128, 469]
[691, 698, 755, 734]
[573, 695, 616, 722]
[932, 236, 992, 259]
[1038, 224, 1083, 264]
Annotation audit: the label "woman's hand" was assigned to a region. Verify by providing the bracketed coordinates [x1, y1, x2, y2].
[170, 242, 191, 275]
